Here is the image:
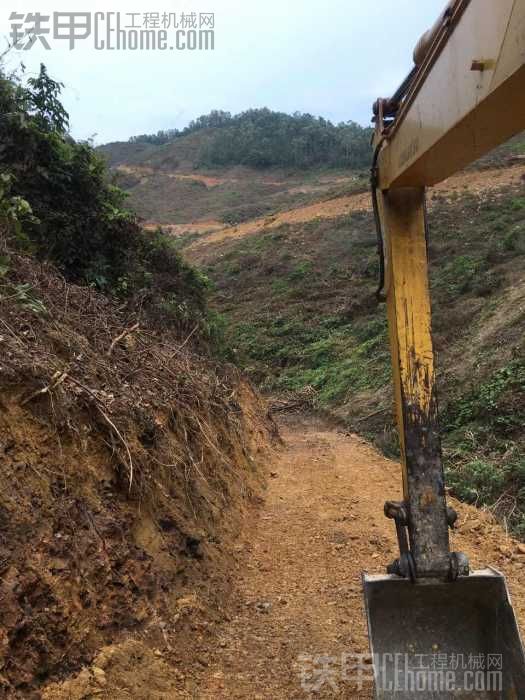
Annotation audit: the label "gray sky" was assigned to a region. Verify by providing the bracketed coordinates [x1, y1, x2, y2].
[1, 1, 445, 144]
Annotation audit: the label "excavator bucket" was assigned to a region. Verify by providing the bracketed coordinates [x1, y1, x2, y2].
[363, 0, 525, 694]
[363, 568, 525, 699]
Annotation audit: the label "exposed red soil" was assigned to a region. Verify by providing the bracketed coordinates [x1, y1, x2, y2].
[185, 164, 525, 253]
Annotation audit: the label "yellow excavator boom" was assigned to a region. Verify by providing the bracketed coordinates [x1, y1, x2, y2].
[375, 0, 525, 189]
[364, 1, 525, 697]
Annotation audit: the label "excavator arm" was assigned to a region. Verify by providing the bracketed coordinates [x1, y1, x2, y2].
[375, 0, 525, 190]
[364, 1, 525, 697]
[373, 0, 525, 582]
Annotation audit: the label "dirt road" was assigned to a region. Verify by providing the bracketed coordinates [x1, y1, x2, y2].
[190, 414, 525, 699]
[186, 163, 525, 253]
[45, 413, 525, 698]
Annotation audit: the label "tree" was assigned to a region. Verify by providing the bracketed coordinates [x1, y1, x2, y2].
[27, 63, 69, 133]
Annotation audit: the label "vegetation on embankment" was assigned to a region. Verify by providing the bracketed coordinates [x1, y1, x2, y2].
[198, 184, 525, 534]
[0, 63, 228, 347]
[0, 63, 275, 696]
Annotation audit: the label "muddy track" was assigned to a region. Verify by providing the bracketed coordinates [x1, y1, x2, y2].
[189, 414, 525, 698]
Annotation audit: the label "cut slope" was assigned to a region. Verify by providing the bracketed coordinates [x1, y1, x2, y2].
[0, 251, 275, 697]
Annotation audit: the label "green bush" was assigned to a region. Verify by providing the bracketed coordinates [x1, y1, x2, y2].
[502, 224, 525, 252]
[445, 453, 525, 536]
[511, 197, 525, 211]
[438, 255, 478, 296]
[445, 360, 525, 436]
[447, 459, 506, 505]
[0, 63, 212, 340]
[289, 260, 313, 281]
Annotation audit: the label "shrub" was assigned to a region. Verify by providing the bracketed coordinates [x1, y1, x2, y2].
[438, 255, 478, 296]
[0, 63, 213, 341]
[447, 459, 506, 505]
[502, 224, 525, 252]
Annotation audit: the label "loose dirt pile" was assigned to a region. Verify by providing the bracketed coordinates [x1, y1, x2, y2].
[0, 252, 276, 697]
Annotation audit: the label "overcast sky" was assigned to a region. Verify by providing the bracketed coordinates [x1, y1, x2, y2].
[1, 1, 445, 144]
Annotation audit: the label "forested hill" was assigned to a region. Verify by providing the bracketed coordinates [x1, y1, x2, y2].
[113, 108, 373, 170]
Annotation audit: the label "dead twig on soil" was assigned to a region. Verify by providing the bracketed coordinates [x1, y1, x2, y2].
[107, 322, 140, 357]
[269, 386, 317, 413]
[178, 323, 199, 351]
[96, 405, 134, 491]
[66, 374, 135, 491]
[271, 399, 310, 413]
[0, 317, 27, 346]
[354, 407, 388, 424]
[20, 370, 68, 406]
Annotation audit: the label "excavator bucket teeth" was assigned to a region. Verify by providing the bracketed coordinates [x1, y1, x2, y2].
[363, 568, 525, 699]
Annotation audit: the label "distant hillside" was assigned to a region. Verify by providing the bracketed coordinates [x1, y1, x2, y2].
[97, 117, 371, 228]
[98, 114, 524, 231]
[99, 108, 373, 171]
